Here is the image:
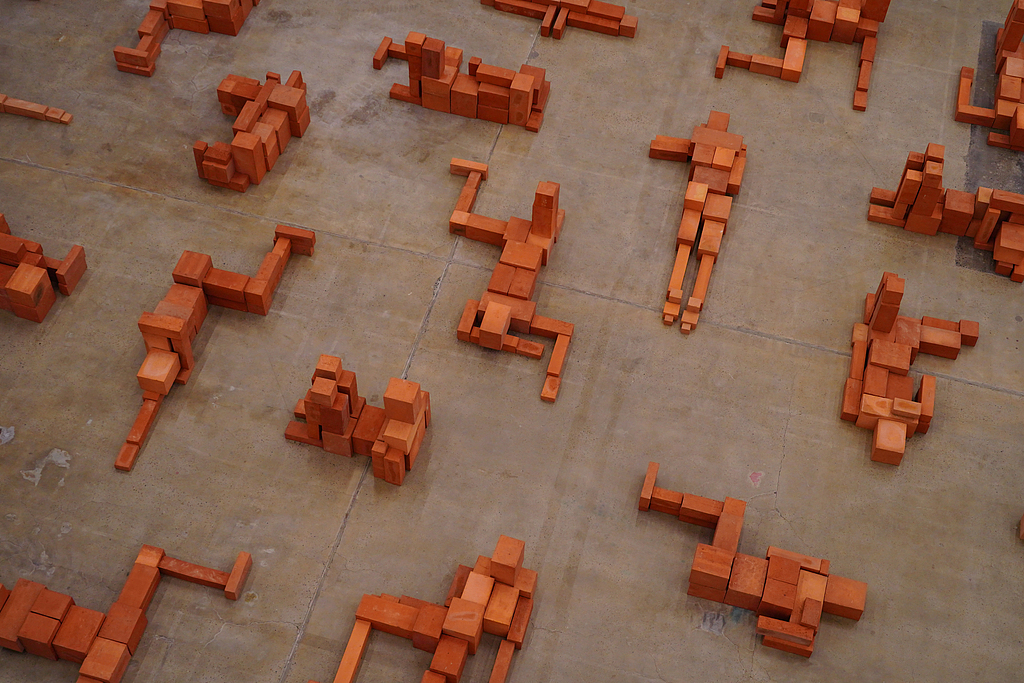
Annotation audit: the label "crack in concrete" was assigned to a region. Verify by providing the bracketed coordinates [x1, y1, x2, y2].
[275, 462, 371, 683]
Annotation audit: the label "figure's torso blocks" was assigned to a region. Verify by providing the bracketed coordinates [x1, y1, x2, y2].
[194, 71, 310, 193]
[639, 463, 867, 658]
[374, 33, 552, 132]
[286, 358, 432, 486]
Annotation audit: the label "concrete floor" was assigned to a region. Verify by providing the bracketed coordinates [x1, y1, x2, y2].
[2, 0, 1023, 681]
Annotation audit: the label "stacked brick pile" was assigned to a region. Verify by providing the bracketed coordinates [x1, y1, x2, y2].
[0, 213, 87, 323]
[480, 0, 637, 39]
[193, 70, 310, 193]
[373, 32, 552, 132]
[869, 143, 1024, 282]
[956, 0, 1024, 152]
[640, 463, 867, 658]
[648, 111, 747, 334]
[841, 272, 979, 465]
[313, 536, 537, 683]
[114, 0, 261, 76]
[118, 226, 315, 472]
[444, 159, 575, 403]
[285, 356, 432, 486]
[0, 95, 72, 125]
[716, 0, 890, 110]
[0, 545, 251, 683]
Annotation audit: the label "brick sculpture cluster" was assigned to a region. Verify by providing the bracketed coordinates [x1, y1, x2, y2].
[955, 0, 1024, 152]
[648, 111, 747, 334]
[869, 143, 1024, 282]
[639, 463, 867, 658]
[285, 356, 432, 486]
[313, 535, 537, 683]
[0, 213, 87, 323]
[373, 32, 551, 131]
[841, 272, 979, 465]
[113, 0, 261, 76]
[117, 226, 315, 472]
[447, 159, 575, 403]
[0, 95, 72, 125]
[192, 70, 310, 193]
[715, 0, 890, 111]
[479, 0, 637, 40]
[0, 544, 251, 683]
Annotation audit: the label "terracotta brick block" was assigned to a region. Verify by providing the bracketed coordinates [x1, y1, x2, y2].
[650, 486, 683, 516]
[790, 569, 828, 626]
[483, 582, 520, 637]
[491, 535, 525, 586]
[4, 262, 49, 308]
[919, 325, 961, 360]
[756, 615, 814, 645]
[172, 251, 213, 287]
[461, 572, 495, 606]
[31, 588, 74, 621]
[442, 597, 484, 654]
[767, 555, 801, 585]
[823, 574, 867, 620]
[430, 635, 469, 683]
[97, 603, 147, 655]
[445, 565, 473, 607]
[871, 418, 907, 465]
[17, 611, 60, 659]
[690, 543, 734, 590]
[639, 461, 659, 511]
[488, 638, 516, 683]
[136, 350, 180, 396]
[355, 594, 418, 639]
[686, 582, 726, 602]
[53, 606, 105, 663]
[841, 377, 863, 422]
[507, 595, 532, 648]
[758, 578, 796, 620]
[79, 637, 131, 683]
[724, 553, 768, 611]
[117, 564, 160, 613]
[959, 319, 980, 346]
[513, 567, 537, 599]
[680, 494, 723, 528]
[330, 619, 371, 683]
[412, 603, 447, 653]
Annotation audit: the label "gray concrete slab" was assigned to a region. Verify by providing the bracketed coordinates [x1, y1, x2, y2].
[2, 0, 1023, 682]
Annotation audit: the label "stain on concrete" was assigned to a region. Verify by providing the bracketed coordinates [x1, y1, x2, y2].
[0, 426, 14, 444]
[309, 90, 336, 119]
[20, 448, 71, 485]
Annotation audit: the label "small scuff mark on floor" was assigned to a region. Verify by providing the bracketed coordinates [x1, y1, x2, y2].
[21, 449, 72, 485]
[0, 426, 14, 444]
[698, 610, 726, 635]
[749, 471, 764, 488]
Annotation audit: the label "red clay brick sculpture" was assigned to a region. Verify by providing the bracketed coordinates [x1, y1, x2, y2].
[841, 272, 979, 465]
[0, 213, 87, 323]
[311, 535, 537, 683]
[447, 159, 574, 403]
[639, 463, 867, 657]
[373, 32, 552, 132]
[869, 143, 1024, 282]
[0, 96, 72, 125]
[116, 225, 315, 472]
[648, 111, 747, 334]
[113, 0, 261, 76]
[0, 545, 251, 682]
[716, 0, 890, 111]
[285, 357, 432, 486]
[192, 70, 310, 193]
[480, 0, 638, 40]
[955, 1, 1024, 151]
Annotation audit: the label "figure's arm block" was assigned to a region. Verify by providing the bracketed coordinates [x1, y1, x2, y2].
[450, 158, 489, 180]
[275, 225, 316, 256]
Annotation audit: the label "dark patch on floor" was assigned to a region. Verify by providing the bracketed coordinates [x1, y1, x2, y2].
[959, 21, 1024, 272]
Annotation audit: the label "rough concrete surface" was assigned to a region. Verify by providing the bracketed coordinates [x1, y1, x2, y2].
[2, 0, 1023, 681]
